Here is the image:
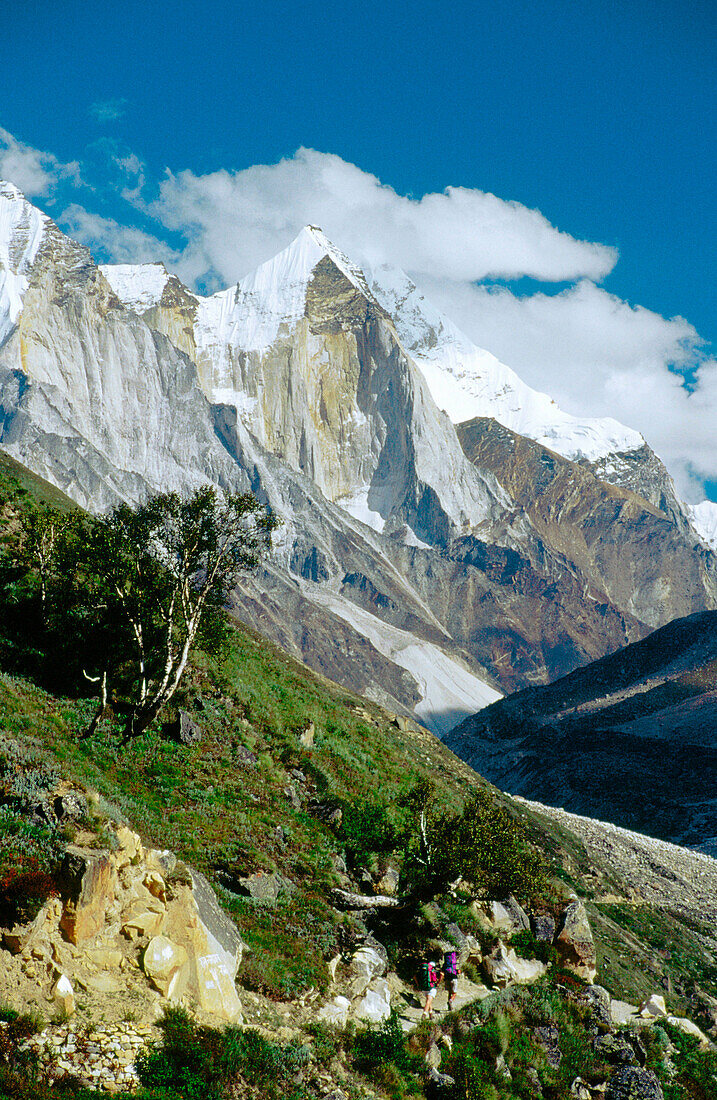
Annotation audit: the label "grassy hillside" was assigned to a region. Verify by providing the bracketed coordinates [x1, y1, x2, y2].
[1, 450, 717, 1100]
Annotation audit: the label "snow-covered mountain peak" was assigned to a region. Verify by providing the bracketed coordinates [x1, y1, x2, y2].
[100, 261, 171, 314]
[194, 225, 376, 356]
[0, 180, 49, 347]
[688, 501, 717, 553]
[368, 261, 645, 464]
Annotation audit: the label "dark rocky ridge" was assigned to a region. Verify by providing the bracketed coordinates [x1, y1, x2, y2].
[445, 609, 717, 847]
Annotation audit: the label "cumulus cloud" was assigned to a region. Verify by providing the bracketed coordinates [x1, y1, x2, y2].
[418, 276, 714, 497]
[60, 204, 180, 267]
[88, 98, 128, 123]
[0, 131, 713, 500]
[0, 127, 81, 197]
[147, 147, 618, 287]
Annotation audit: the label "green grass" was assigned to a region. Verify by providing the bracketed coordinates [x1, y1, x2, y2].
[0, 616, 487, 998]
[591, 903, 717, 1015]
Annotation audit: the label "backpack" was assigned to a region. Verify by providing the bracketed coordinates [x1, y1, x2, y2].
[443, 950, 458, 977]
[419, 962, 439, 990]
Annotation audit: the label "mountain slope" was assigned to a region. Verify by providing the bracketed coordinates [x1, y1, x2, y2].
[446, 609, 717, 848]
[1, 179, 716, 730]
[457, 417, 715, 628]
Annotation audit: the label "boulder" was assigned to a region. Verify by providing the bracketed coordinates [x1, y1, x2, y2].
[639, 994, 667, 1019]
[169, 710, 203, 745]
[531, 912, 556, 942]
[555, 901, 597, 983]
[484, 896, 530, 933]
[114, 827, 144, 867]
[195, 954, 242, 1020]
[53, 973, 75, 1015]
[426, 1042, 442, 1069]
[582, 984, 613, 1031]
[143, 935, 190, 1000]
[237, 871, 282, 905]
[534, 1025, 562, 1068]
[495, 1053, 512, 1080]
[318, 995, 352, 1027]
[144, 871, 167, 902]
[54, 790, 87, 821]
[595, 1033, 638, 1066]
[605, 1067, 664, 1100]
[122, 909, 166, 939]
[376, 867, 400, 897]
[350, 945, 387, 985]
[159, 868, 247, 1021]
[426, 1067, 456, 1095]
[86, 946, 123, 969]
[483, 942, 546, 987]
[353, 977, 391, 1023]
[665, 1016, 710, 1049]
[59, 846, 117, 945]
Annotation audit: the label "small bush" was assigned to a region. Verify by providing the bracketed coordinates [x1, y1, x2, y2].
[353, 1011, 411, 1071]
[135, 1006, 310, 1100]
[512, 929, 558, 965]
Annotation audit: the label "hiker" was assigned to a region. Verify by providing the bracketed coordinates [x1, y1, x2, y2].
[442, 948, 460, 1012]
[417, 957, 440, 1019]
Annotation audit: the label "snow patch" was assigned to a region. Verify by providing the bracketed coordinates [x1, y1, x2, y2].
[0, 180, 48, 346]
[309, 587, 502, 736]
[100, 262, 171, 313]
[337, 488, 385, 534]
[368, 263, 644, 464]
[687, 501, 717, 552]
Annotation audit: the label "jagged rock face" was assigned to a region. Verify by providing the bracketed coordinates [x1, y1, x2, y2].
[457, 418, 717, 629]
[2, 180, 717, 733]
[582, 444, 688, 528]
[0, 219, 247, 510]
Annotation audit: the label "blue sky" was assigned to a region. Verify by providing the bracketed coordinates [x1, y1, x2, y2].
[1, 0, 716, 496]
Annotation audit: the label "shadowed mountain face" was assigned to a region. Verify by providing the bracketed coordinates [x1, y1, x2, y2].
[1, 181, 716, 732]
[445, 610, 717, 849]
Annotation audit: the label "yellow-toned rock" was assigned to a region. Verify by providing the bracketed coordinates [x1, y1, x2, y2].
[53, 973, 75, 1015]
[59, 847, 117, 945]
[122, 910, 165, 939]
[86, 947, 123, 969]
[196, 954, 242, 1020]
[143, 935, 189, 1001]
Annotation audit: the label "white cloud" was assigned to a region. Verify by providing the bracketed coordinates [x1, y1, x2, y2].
[88, 98, 128, 123]
[147, 147, 618, 287]
[418, 276, 714, 498]
[60, 204, 180, 267]
[0, 132, 713, 500]
[0, 127, 81, 198]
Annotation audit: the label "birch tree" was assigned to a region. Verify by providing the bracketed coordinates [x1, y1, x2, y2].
[82, 485, 278, 739]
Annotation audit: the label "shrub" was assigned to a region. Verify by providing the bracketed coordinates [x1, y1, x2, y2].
[339, 798, 402, 866]
[349, 1007, 417, 1078]
[406, 789, 547, 903]
[0, 807, 62, 924]
[511, 929, 558, 965]
[135, 1006, 310, 1100]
